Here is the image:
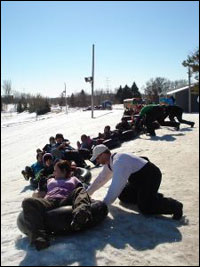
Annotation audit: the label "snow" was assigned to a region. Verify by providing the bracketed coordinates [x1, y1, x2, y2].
[1, 105, 199, 266]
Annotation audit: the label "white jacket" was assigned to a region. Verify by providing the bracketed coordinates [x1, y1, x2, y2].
[87, 153, 148, 205]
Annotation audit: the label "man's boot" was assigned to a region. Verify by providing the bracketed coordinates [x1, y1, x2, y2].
[155, 197, 183, 220]
[172, 200, 183, 220]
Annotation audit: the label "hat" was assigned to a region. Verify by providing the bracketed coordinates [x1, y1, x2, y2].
[55, 133, 64, 139]
[43, 153, 53, 162]
[90, 144, 108, 161]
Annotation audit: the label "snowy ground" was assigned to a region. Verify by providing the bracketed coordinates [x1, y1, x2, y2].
[1, 105, 199, 266]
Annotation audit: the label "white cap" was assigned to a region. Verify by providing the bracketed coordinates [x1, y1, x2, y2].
[90, 144, 109, 161]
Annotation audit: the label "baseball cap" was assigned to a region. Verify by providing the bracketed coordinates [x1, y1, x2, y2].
[90, 144, 108, 161]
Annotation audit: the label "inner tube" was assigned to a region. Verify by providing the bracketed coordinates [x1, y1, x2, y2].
[122, 115, 132, 121]
[74, 167, 92, 184]
[103, 138, 121, 150]
[120, 129, 136, 141]
[17, 200, 108, 235]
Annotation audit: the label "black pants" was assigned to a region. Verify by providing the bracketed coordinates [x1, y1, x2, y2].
[118, 162, 179, 216]
[22, 187, 91, 242]
[145, 114, 179, 135]
[169, 111, 193, 126]
[63, 150, 87, 167]
[78, 148, 92, 160]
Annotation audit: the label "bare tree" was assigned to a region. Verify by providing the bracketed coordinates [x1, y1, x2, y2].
[2, 80, 12, 96]
[144, 77, 171, 103]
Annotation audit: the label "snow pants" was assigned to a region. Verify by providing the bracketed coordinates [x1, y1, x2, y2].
[145, 106, 179, 135]
[118, 161, 180, 216]
[169, 110, 194, 126]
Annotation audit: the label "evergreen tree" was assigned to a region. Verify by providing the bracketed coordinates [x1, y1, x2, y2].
[116, 86, 123, 103]
[69, 93, 75, 107]
[79, 90, 87, 107]
[182, 48, 199, 82]
[122, 85, 132, 100]
[131, 82, 141, 97]
[17, 101, 23, 113]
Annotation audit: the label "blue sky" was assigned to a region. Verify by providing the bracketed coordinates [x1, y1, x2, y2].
[1, 1, 199, 97]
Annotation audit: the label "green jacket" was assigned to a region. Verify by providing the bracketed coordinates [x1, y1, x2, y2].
[139, 104, 158, 117]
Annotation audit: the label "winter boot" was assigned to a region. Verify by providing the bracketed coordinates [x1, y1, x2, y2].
[172, 200, 183, 220]
[21, 170, 29, 181]
[155, 197, 183, 220]
[71, 208, 92, 231]
[33, 236, 50, 251]
[31, 230, 50, 251]
[25, 166, 34, 178]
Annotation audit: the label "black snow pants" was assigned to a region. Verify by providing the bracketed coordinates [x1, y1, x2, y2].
[169, 109, 194, 126]
[118, 161, 180, 216]
[145, 106, 179, 135]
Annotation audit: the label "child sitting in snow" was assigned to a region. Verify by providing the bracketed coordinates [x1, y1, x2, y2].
[22, 159, 93, 251]
[21, 152, 44, 182]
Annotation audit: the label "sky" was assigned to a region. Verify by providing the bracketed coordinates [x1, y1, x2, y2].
[1, 1, 199, 98]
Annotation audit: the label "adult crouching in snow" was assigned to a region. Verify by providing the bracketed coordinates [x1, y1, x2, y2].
[87, 144, 183, 220]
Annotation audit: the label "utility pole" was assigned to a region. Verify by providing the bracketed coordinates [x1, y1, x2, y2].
[84, 44, 95, 118]
[105, 77, 110, 93]
[188, 67, 191, 113]
[91, 44, 95, 118]
[64, 82, 68, 114]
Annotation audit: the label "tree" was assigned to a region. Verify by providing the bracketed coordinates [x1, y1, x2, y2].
[2, 80, 13, 104]
[131, 82, 141, 98]
[69, 93, 75, 107]
[115, 85, 133, 103]
[17, 101, 23, 113]
[28, 94, 50, 115]
[2, 80, 12, 96]
[169, 79, 188, 90]
[182, 48, 199, 82]
[79, 90, 87, 107]
[58, 92, 65, 106]
[116, 86, 123, 103]
[144, 77, 171, 103]
[123, 85, 133, 99]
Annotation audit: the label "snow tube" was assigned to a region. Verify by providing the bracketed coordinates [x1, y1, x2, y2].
[17, 200, 108, 235]
[122, 115, 132, 121]
[120, 129, 137, 141]
[103, 138, 121, 150]
[74, 167, 92, 184]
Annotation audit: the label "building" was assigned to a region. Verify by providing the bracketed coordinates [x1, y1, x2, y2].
[101, 100, 112, 110]
[166, 84, 199, 113]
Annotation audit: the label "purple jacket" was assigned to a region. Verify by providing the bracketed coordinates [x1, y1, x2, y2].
[44, 176, 81, 200]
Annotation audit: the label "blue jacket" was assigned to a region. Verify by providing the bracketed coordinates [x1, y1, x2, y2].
[31, 161, 44, 175]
